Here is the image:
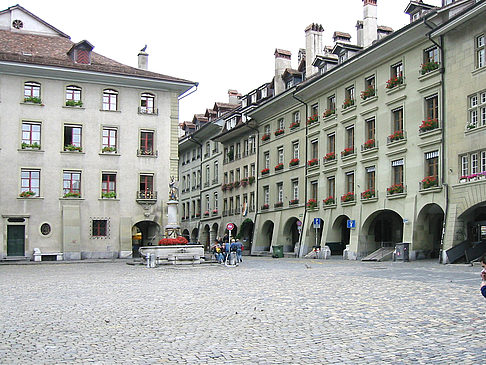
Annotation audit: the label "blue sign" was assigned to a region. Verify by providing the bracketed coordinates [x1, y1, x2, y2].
[347, 220, 356, 229]
[313, 218, 321, 228]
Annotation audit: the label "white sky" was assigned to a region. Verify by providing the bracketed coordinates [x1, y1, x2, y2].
[15, 0, 442, 122]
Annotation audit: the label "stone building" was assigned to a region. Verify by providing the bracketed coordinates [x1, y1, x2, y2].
[0, 5, 196, 260]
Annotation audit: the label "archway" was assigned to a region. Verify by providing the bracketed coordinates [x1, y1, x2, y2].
[239, 218, 254, 252]
[308, 218, 324, 254]
[326, 215, 350, 255]
[414, 204, 444, 259]
[202, 224, 210, 250]
[283, 217, 300, 254]
[224, 224, 238, 241]
[182, 229, 190, 242]
[361, 210, 403, 256]
[210, 223, 219, 249]
[259, 220, 274, 251]
[191, 228, 199, 243]
[458, 203, 486, 243]
[132, 221, 161, 257]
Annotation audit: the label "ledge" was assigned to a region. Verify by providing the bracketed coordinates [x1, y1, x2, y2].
[385, 94, 407, 106]
[385, 146, 407, 157]
[17, 196, 44, 200]
[418, 128, 442, 139]
[472, 65, 486, 77]
[99, 152, 121, 156]
[418, 68, 440, 82]
[341, 160, 357, 169]
[386, 192, 407, 200]
[21, 101, 44, 106]
[323, 121, 338, 131]
[61, 150, 85, 154]
[361, 94, 378, 105]
[361, 197, 379, 204]
[62, 105, 85, 110]
[465, 124, 486, 135]
[361, 146, 378, 156]
[59, 197, 85, 201]
[341, 200, 356, 207]
[341, 105, 357, 115]
[98, 198, 120, 201]
[417, 80, 442, 94]
[386, 139, 407, 149]
[341, 114, 357, 125]
[99, 109, 121, 113]
[322, 114, 337, 123]
[385, 83, 406, 96]
[322, 203, 337, 210]
[18, 148, 44, 152]
[419, 186, 443, 195]
[360, 105, 378, 116]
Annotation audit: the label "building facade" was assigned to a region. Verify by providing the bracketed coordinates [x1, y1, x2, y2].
[0, 5, 195, 260]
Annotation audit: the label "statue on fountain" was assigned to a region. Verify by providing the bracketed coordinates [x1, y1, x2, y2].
[169, 176, 178, 201]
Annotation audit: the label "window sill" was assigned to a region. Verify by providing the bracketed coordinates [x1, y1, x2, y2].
[419, 186, 442, 194]
[385, 84, 406, 95]
[341, 200, 356, 207]
[322, 114, 337, 123]
[138, 110, 159, 116]
[386, 192, 407, 200]
[98, 198, 120, 201]
[21, 101, 44, 106]
[361, 197, 378, 204]
[307, 121, 320, 129]
[306, 206, 319, 212]
[61, 150, 85, 154]
[62, 105, 85, 110]
[419, 128, 442, 138]
[472, 65, 486, 77]
[17, 196, 44, 200]
[323, 159, 337, 168]
[322, 203, 337, 210]
[18, 148, 44, 152]
[361, 146, 378, 155]
[60, 197, 85, 200]
[341, 105, 357, 115]
[418, 68, 440, 81]
[99, 152, 120, 156]
[137, 151, 159, 158]
[289, 164, 300, 169]
[341, 153, 356, 161]
[465, 124, 486, 135]
[99, 109, 121, 113]
[361, 96, 378, 105]
[307, 163, 319, 171]
[387, 138, 407, 148]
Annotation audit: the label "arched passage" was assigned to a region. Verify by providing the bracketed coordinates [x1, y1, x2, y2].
[201, 224, 210, 250]
[414, 204, 444, 258]
[210, 223, 219, 248]
[326, 215, 350, 255]
[361, 210, 403, 255]
[132, 221, 161, 257]
[307, 218, 323, 254]
[259, 220, 274, 251]
[182, 229, 190, 241]
[239, 218, 254, 252]
[191, 228, 199, 243]
[283, 217, 300, 254]
[458, 202, 486, 242]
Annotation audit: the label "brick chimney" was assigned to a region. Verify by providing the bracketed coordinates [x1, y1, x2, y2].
[274, 49, 292, 95]
[362, 0, 378, 48]
[228, 89, 241, 105]
[305, 23, 324, 78]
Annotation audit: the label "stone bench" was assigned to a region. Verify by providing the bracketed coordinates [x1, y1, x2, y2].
[33, 248, 63, 262]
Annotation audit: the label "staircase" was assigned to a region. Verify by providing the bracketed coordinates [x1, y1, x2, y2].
[361, 247, 395, 262]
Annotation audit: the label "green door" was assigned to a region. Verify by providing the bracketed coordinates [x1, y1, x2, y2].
[7, 225, 25, 256]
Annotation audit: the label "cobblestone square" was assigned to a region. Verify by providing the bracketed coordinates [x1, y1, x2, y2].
[1, 258, 485, 364]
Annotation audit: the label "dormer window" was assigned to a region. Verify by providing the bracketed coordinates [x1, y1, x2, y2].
[251, 93, 257, 104]
[261, 88, 267, 98]
[67, 40, 94, 65]
[241, 98, 248, 108]
[339, 52, 347, 63]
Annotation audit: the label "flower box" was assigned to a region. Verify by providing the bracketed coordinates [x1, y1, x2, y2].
[24, 96, 42, 104]
[420, 61, 439, 75]
[421, 176, 438, 189]
[360, 86, 375, 100]
[64, 144, 82, 152]
[233, 181, 240, 188]
[21, 142, 41, 150]
[387, 183, 404, 195]
[388, 130, 404, 142]
[158, 236, 188, 246]
[323, 109, 335, 118]
[248, 176, 255, 185]
[261, 168, 270, 175]
[386, 76, 404, 89]
[342, 98, 355, 109]
[212, 209, 218, 215]
[289, 158, 299, 167]
[323, 196, 335, 205]
[195, 213, 201, 218]
[419, 118, 438, 133]
[65, 100, 83, 107]
[102, 192, 116, 198]
[307, 114, 319, 125]
[102, 146, 116, 153]
[240, 178, 249, 187]
[289, 199, 299, 205]
[363, 139, 375, 150]
[227, 183, 234, 191]
[341, 192, 355, 202]
[306, 199, 317, 209]
[308, 158, 319, 167]
[341, 147, 354, 157]
[324, 152, 336, 162]
[361, 189, 375, 200]
[204, 211, 210, 216]
[261, 204, 269, 210]
[274, 129, 285, 137]
[274, 201, 283, 208]
[19, 190, 36, 198]
[274, 163, 284, 171]
[290, 121, 300, 130]
[221, 183, 227, 191]
[261, 134, 270, 142]
[64, 192, 81, 198]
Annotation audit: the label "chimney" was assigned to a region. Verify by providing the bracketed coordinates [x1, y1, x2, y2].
[228, 89, 241, 105]
[333, 31, 352, 44]
[356, 20, 364, 47]
[362, 0, 378, 48]
[305, 23, 324, 78]
[274, 49, 292, 95]
[138, 45, 148, 70]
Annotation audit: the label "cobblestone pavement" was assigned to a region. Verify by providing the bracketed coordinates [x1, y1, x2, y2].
[0, 257, 485, 364]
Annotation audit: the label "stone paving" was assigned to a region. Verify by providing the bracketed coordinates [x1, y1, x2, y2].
[0, 257, 485, 364]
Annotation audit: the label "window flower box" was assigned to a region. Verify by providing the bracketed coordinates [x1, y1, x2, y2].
[289, 199, 299, 205]
[227, 183, 234, 191]
[102, 192, 116, 199]
[360, 86, 375, 100]
[290, 121, 300, 130]
[420, 61, 439, 75]
[363, 139, 375, 150]
[274, 201, 283, 208]
[274, 163, 284, 171]
[19, 190, 36, 198]
[306, 199, 317, 209]
[387, 183, 404, 195]
[323, 196, 335, 206]
[212, 209, 218, 215]
[195, 213, 201, 218]
[248, 176, 255, 185]
[308, 158, 319, 167]
[388, 130, 404, 142]
[221, 183, 227, 191]
[419, 118, 438, 133]
[467, 123, 477, 131]
[323, 109, 335, 118]
[261, 168, 270, 175]
[21, 142, 41, 150]
[306, 114, 319, 125]
[65, 100, 83, 107]
[361, 189, 375, 200]
[341, 147, 354, 157]
[204, 211, 210, 217]
[421, 176, 438, 189]
[240, 178, 249, 187]
[233, 181, 240, 188]
[324, 152, 336, 162]
[24, 96, 42, 104]
[261, 134, 270, 142]
[64, 144, 82, 152]
[274, 129, 285, 137]
[140, 148, 154, 155]
[289, 158, 300, 167]
[261, 204, 269, 210]
[386, 76, 404, 89]
[102, 146, 116, 153]
[459, 176, 468, 183]
[342, 98, 355, 109]
[64, 192, 80, 198]
[341, 192, 355, 202]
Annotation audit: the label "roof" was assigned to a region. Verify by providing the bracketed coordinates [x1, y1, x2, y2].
[282, 68, 302, 78]
[378, 25, 394, 33]
[333, 31, 351, 39]
[0, 29, 194, 85]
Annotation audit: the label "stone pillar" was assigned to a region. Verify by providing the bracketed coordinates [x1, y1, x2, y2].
[165, 200, 180, 238]
[62, 205, 81, 260]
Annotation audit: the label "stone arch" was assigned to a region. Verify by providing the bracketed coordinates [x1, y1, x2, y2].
[414, 203, 444, 259]
[201, 224, 210, 250]
[182, 229, 190, 241]
[325, 215, 350, 255]
[210, 223, 219, 248]
[360, 209, 403, 256]
[282, 217, 300, 254]
[239, 218, 254, 252]
[257, 220, 274, 252]
[457, 201, 486, 242]
[131, 220, 161, 257]
[191, 228, 199, 243]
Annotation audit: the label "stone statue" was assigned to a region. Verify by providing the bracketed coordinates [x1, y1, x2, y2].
[169, 176, 178, 201]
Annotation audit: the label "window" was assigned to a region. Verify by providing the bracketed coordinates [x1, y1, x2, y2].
[345, 172, 354, 194]
[292, 180, 299, 200]
[21, 169, 40, 197]
[327, 133, 335, 153]
[235, 168, 240, 182]
[424, 46, 439, 65]
[292, 142, 299, 159]
[213, 192, 218, 211]
[65, 85, 82, 106]
[471, 153, 478, 174]
[206, 194, 210, 211]
[365, 75, 375, 90]
[346, 126, 354, 150]
[244, 165, 249, 178]
[476, 34, 485, 69]
[391, 62, 403, 79]
[251, 93, 257, 104]
[224, 172, 228, 184]
[293, 111, 301, 124]
[264, 152, 270, 169]
[311, 103, 319, 117]
[102, 127, 117, 152]
[263, 186, 269, 205]
[213, 162, 218, 182]
[278, 118, 284, 130]
[425, 94, 439, 121]
[366, 166, 375, 190]
[250, 163, 256, 178]
[425, 151, 439, 180]
[249, 136, 256, 154]
[345, 85, 355, 103]
[482, 151, 486, 173]
[328, 177, 335, 198]
[140, 93, 155, 114]
[468, 90, 486, 128]
[63, 171, 81, 197]
[392, 107, 404, 132]
[366, 117, 375, 141]
[21, 122, 41, 148]
[327, 95, 336, 112]
[101, 173, 116, 198]
[64, 125, 82, 151]
[310, 180, 318, 201]
[311, 139, 319, 159]
[461, 155, 469, 177]
[392, 159, 404, 186]
[139, 174, 154, 199]
[205, 142, 210, 156]
[264, 125, 270, 136]
[24, 81, 40, 102]
[277, 147, 284, 164]
[261, 88, 267, 98]
[102, 89, 118, 111]
[277, 182, 283, 202]
[139, 130, 154, 155]
[92, 219, 108, 237]
[206, 165, 210, 185]
[250, 192, 255, 211]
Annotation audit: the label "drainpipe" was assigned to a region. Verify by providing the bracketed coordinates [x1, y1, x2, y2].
[292, 91, 308, 258]
[187, 136, 203, 244]
[244, 122, 260, 251]
[425, 18, 447, 263]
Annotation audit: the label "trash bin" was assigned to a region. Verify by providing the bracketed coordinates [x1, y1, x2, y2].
[394, 242, 410, 262]
[272, 245, 284, 258]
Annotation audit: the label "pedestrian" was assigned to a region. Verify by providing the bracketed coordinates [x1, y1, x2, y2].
[235, 238, 243, 263]
[224, 239, 230, 263]
[480, 255, 486, 299]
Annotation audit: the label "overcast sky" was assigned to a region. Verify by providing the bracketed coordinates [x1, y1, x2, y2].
[16, 0, 442, 122]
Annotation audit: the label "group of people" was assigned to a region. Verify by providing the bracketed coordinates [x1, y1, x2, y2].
[480, 255, 486, 299]
[211, 236, 243, 265]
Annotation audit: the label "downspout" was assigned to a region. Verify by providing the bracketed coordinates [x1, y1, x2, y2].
[244, 122, 260, 251]
[187, 136, 203, 243]
[425, 18, 447, 263]
[292, 90, 308, 258]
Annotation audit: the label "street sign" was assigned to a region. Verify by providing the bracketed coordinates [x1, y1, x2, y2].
[226, 223, 234, 231]
[347, 220, 356, 229]
[313, 218, 321, 228]
[296, 220, 302, 227]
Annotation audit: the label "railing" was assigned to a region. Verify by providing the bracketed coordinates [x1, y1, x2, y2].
[136, 190, 157, 201]
[137, 149, 157, 156]
[138, 107, 158, 115]
[387, 130, 407, 145]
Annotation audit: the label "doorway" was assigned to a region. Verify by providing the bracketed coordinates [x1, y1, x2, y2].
[7, 225, 25, 256]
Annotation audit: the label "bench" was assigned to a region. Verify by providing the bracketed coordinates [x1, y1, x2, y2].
[33, 248, 63, 262]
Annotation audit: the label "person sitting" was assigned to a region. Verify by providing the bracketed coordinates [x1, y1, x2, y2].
[480, 255, 486, 299]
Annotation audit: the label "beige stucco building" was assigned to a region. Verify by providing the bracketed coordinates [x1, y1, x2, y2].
[0, 5, 195, 260]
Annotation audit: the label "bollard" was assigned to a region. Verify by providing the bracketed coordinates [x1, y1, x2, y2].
[150, 253, 156, 268]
